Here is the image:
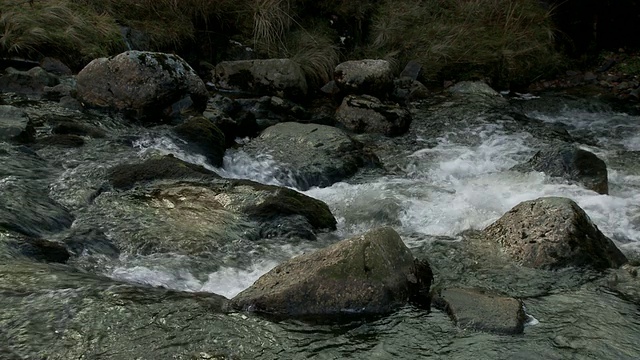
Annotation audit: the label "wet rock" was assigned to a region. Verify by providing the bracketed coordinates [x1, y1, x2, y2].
[604, 264, 640, 304]
[235, 96, 310, 131]
[0, 233, 70, 263]
[512, 144, 609, 194]
[108, 155, 219, 190]
[334, 59, 394, 98]
[432, 288, 526, 335]
[43, 82, 75, 101]
[37, 134, 85, 148]
[76, 51, 208, 120]
[399, 60, 423, 81]
[484, 197, 627, 270]
[214, 59, 308, 100]
[63, 228, 120, 258]
[392, 77, 429, 103]
[202, 95, 259, 147]
[52, 120, 106, 138]
[336, 95, 412, 136]
[449, 81, 502, 97]
[92, 172, 336, 254]
[242, 122, 379, 190]
[59, 95, 84, 111]
[0, 105, 35, 143]
[0, 66, 59, 95]
[231, 227, 433, 318]
[173, 117, 226, 167]
[0, 260, 230, 358]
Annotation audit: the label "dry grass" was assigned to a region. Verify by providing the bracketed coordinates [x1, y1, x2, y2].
[281, 25, 340, 87]
[366, 0, 562, 86]
[0, 0, 123, 65]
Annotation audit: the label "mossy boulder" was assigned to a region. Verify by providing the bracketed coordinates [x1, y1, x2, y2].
[512, 144, 609, 194]
[242, 122, 379, 190]
[173, 116, 226, 167]
[231, 227, 433, 318]
[76, 51, 208, 121]
[214, 59, 308, 101]
[334, 60, 394, 98]
[484, 197, 627, 270]
[335, 95, 412, 136]
[432, 288, 526, 335]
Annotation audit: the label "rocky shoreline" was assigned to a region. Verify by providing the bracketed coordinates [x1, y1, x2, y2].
[1, 49, 640, 357]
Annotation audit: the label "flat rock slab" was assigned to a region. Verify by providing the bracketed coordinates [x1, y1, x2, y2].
[433, 288, 525, 335]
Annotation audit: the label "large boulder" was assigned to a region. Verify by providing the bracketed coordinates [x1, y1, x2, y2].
[0, 105, 35, 143]
[76, 51, 208, 120]
[432, 288, 526, 335]
[512, 144, 609, 194]
[94, 156, 337, 255]
[242, 122, 379, 190]
[335, 95, 412, 136]
[484, 197, 627, 270]
[231, 227, 433, 318]
[0, 67, 58, 95]
[334, 59, 394, 98]
[213, 59, 308, 100]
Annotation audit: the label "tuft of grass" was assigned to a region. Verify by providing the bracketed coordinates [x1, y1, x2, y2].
[0, 0, 124, 66]
[281, 24, 340, 87]
[365, 0, 563, 87]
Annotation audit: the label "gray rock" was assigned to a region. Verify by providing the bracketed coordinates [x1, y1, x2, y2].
[202, 95, 258, 147]
[0, 105, 35, 143]
[336, 95, 412, 136]
[98, 156, 336, 255]
[242, 122, 379, 190]
[76, 51, 208, 120]
[399, 60, 423, 81]
[449, 81, 501, 97]
[0, 66, 59, 95]
[231, 227, 433, 318]
[214, 59, 308, 100]
[484, 197, 627, 270]
[173, 116, 226, 167]
[334, 59, 394, 98]
[39, 57, 72, 76]
[392, 77, 429, 103]
[512, 144, 609, 194]
[234, 96, 310, 131]
[0, 232, 70, 264]
[433, 288, 525, 335]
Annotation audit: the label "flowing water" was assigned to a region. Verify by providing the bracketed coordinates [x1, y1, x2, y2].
[2, 92, 640, 359]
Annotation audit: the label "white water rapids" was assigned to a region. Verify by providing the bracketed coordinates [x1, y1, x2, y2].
[111, 104, 640, 299]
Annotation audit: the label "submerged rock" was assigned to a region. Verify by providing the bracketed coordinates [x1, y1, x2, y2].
[172, 116, 226, 167]
[0, 260, 230, 358]
[432, 288, 526, 335]
[76, 51, 208, 120]
[484, 197, 627, 270]
[231, 227, 433, 318]
[51, 120, 106, 138]
[0, 233, 70, 263]
[242, 122, 379, 190]
[37, 134, 85, 148]
[334, 59, 394, 98]
[214, 59, 308, 100]
[335, 95, 412, 136]
[0, 105, 35, 143]
[512, 144, 609, 194]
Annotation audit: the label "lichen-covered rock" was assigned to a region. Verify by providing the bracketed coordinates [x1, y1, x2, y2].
[213, 59, 308, 100]
[336, 95, 412, 136]
[0, 67, 58, 95]
[334, 59, 394, 98]
[0, 105, 35, 143]
[231, 227, 433, 318]
[484, 197, 627, 270]
[512, 144, 609, 194]
[173, 117, 226, 167]
[76, 51, 208, 120]
[242, 122, 379, 190]
[432, 288, 526, 335]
